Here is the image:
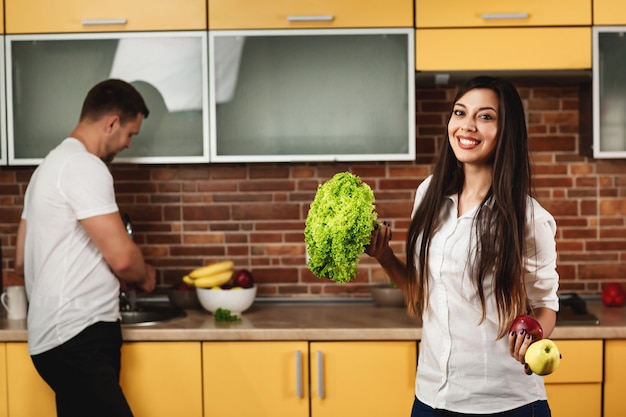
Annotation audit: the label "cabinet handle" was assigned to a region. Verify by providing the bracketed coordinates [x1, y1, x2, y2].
[81, 19, 128, 26]
[317, 350, 325, 399]
[287, 15, 334, 22]
[481, 13, 529, 20]
[295, 350, 303, 398]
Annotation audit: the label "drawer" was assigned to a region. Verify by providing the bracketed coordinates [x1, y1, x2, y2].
[543, 340, 602, 384]
[415, 27, 591, 71]
[5, 0, 207, 33]
[545, 384, 601, 417]
[416, 0, 591, 28]
[209, 0, 413, 29]
[594, 0, 626, 25]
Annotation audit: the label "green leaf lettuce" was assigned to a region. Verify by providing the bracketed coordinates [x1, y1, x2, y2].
[304, 172, 377, 283]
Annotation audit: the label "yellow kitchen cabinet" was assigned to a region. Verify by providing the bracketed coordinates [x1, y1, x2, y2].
[0, 0, 4, 33]
[415, 27, 591, 71]
[203, 341, 310, 417]
[415, 0, 591, 28]
[594, 1, 626, 25]
[309, 341, 416, 417]
[603, 340, 626, 417]
[120, 342, 203, 417]
[5, 343, 56, 417]
[5, 0, 206, 34]
[209, 0, 412, 30]
[202, 341, 417, 417]
[5, 341, 202, 417]
[0, 344, 7, 417]
[544, 340, 602, 417]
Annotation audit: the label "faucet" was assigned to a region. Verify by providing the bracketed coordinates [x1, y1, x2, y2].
[119, 213, 137, 311]
[119, 289, 137, 311]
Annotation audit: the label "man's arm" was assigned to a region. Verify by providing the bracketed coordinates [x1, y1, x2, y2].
[81, 212, 156, 292]
[14, 218, 26, 277]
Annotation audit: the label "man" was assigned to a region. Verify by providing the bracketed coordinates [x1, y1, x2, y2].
[14, 79, 156, 417]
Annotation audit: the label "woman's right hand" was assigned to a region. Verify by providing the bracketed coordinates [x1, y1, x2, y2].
[365, 221, 392, 260]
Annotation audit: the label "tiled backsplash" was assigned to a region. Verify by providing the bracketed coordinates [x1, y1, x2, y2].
[2, 81, 626, 298]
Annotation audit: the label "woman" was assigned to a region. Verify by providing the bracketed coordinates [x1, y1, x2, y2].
[367, 76, 559, 416]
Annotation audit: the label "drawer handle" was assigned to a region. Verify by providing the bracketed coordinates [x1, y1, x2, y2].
[295, 350, 303, 398]
[287, 15, 334, 22]
[317, 350, 325, 399]
[482, 13, 529, 20]
[81, 19, 128, 26]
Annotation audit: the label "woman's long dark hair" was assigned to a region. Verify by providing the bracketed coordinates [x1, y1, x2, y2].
[405, 76, 531, 338]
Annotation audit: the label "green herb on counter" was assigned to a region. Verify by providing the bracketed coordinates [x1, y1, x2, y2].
[214, 308, 241, 322]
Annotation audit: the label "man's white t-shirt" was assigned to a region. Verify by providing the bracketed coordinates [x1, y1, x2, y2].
[22, 138, 121, 355]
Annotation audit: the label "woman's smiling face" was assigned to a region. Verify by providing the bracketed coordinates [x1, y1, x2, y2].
[448, 88, 500, 167]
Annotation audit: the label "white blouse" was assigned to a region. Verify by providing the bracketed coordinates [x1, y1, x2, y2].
[412, 176, 560, 414]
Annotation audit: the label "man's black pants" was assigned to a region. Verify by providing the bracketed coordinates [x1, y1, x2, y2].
[31, 321, 134, 417]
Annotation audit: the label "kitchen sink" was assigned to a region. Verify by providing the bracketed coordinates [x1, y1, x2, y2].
[120, 304, 186, 326]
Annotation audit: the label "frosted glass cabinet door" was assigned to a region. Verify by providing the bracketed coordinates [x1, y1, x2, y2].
[593, 27, 626, 158]
[209, 28, 415, 162]
[0, 37, 6, 166]
[6, 32, 209, 165]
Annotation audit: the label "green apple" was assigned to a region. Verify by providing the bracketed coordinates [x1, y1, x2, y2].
[525, 339, 561, 376]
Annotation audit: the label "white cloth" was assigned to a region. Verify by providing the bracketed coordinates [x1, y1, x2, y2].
[413, 176, 559, 413]
[21, 138, 121, 355]
[109, 37, 203, 112]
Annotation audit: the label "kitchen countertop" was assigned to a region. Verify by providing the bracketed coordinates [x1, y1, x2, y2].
[1, 299, 626, 342]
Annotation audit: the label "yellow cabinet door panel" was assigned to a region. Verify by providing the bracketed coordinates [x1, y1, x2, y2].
[604, 340, 626, 417]
[5, 343, 56, 417]
[545, 384, 601, 417]
[202, 341, 310, 417]
[209, 0, 413, 29]
[5, 0, 207, 33]
[416, 0, 591, 28]
[415, 27, 591, 71]
[310, 341, 416, 417]
[543, 340, 603, 384]
[120, 342, 203, 417]
[0, 344, 7, 417]
[594, 1, 626, 25]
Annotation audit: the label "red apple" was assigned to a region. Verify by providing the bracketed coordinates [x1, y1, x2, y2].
[172, 283, 195, 291]
[232, 269, 254, 288]
[510, 315, 543, 341]
[602, 283, 626, 307]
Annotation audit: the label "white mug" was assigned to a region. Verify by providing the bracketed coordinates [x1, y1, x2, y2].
[1, 285, 28, 320]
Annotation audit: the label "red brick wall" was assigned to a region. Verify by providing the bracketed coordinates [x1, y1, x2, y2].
[2, 81, 626, 298]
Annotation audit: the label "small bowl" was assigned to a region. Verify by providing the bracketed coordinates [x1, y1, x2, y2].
[196, 286, 257, 315]
[370, 285, 405, 308]
[167, 287, 202, 310]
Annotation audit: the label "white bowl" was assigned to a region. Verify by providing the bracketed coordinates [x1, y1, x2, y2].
[196, 286, 257, 315]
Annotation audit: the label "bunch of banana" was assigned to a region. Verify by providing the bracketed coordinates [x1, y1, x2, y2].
[182, 260, 234, 288]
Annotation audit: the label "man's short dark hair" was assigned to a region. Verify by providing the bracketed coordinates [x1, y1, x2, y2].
[80, 79, 149, 124]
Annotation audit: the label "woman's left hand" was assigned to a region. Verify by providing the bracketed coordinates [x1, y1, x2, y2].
[508, 329, 535, 375]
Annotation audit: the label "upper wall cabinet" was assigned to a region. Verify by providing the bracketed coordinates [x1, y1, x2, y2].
[415, 28, 591, 71]
[5, 0, 207, 34]
[592, 27, 626, 158]
[209, 28, 415, 162]
[6, 32, 209, 165]
[414, 0, 592, 71]
[415, 0, 591, 28]
[594, 0, 626, 25]
[0, 4, 5, 166]
[208, 0, 413, 30]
